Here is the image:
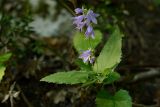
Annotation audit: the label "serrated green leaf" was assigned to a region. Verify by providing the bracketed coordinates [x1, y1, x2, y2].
[93, 27, 123, 73]
[73, 30, 102, 52]
[0, 66, 5, 82]
[103, 72, 120, 84]
[40, 71, 90, 84]
[96, 89, 132, 107]
[0, 53, 12, 65]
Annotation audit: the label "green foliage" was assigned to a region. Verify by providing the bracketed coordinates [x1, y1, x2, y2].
[0, 66, 5, 82]
[96, 89, 132, 107]
[73, 30, 102, 52]
[93, 27, 123, 73]
[154, 0, 160, 5]
[0, 53, 12, 82]
[0, 53, 12, 65]
[41, 71, 90, 84]
[42, 27, 123, 85]
[103, 72, 120, 84]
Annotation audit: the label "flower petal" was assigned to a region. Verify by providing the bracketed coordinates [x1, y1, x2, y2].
[75, 8, 83, 14]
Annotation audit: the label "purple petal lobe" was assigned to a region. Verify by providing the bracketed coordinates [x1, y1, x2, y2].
[89, 57, 95, 64]
[73, 15, 84, 23]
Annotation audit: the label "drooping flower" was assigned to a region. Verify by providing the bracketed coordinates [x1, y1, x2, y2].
[85, 25, 94, 38]
[79, 49, 95, 64]
[73, 15, 85, 31]
[75, 8, 83, 14]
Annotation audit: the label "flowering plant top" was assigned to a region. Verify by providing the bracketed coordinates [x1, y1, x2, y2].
[73, 7, 99, 39]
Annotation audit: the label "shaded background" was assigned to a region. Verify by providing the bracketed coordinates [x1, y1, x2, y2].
[0, 0, 160, 107]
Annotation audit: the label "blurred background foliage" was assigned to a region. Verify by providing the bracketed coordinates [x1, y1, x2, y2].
[0, 0, 160, 107]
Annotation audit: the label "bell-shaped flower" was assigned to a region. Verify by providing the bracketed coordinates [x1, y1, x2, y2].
[85, 25, 95, 38]
[79, 49, 95, 64]
[73, 15, 85, 31]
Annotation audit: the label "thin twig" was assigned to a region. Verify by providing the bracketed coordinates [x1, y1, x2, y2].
[16, 85, 34, 107]
[132, 68, 160, 82]
[58, 0, 76, 16]
[132, 102, 158, 107]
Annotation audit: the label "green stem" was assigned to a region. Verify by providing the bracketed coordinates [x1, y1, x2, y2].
[58, 0, 76, 16]
[112, 83, 116, 93]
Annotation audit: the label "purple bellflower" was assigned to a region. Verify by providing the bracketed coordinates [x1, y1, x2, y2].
[85, 25, 95, 39]
[79, 49, 95, 64]
[73, 7, 99, 38]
